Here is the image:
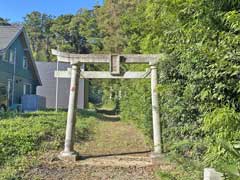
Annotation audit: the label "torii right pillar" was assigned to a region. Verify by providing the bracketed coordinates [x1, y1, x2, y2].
[150, 62, 163, 162]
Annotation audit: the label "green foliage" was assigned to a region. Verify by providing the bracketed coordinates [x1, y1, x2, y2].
[101, 0, 240, 178]
[203, 107, 240, 179]
[156, 155, 203, 180]
[120, 80, 152, 136]
[203, 107, 240, 140]
[95, 0, 139, 53]
[89, 82, 103, 104]
[0, 110, 96, 179]
[24, 11, 53, 61]
[23, 8, 103, 61]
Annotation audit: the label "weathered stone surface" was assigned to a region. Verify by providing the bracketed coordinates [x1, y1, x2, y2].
[58, 151, 80, 162]
[151, 64, 162, 154]
[110, 55, 121, 75]
[55, 71, 151, 79]
[204, 168, 223, 180]
[51, 49, 164, 64]
[61, 65, 80, 158]
[150, 152, 164, 165]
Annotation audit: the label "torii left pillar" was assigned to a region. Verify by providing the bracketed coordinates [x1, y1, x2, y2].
[59, 64, 80, 161]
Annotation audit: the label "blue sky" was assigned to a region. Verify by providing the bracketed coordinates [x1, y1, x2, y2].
[0, 0, 103, 23]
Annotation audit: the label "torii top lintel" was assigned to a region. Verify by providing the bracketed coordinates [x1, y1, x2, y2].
[51, 49, 164, 65]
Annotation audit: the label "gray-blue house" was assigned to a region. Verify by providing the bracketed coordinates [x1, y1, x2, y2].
[0, 25, 41, 110]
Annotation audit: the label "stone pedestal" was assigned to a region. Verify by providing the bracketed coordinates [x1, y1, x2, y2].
[204, 168, 223, 180]
[58, 151, 80, 162]
[150, 152, 164, 165]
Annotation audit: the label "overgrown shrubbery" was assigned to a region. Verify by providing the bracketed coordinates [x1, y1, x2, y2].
[203, 107, 240, 178]
[120, 80, 152, 136]
[105, 0, 240, 179]
[0, 110, 96, 179]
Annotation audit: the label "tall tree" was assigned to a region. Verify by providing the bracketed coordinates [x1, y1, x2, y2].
[24, 11, 53, 61]
[50, 14, 75, 52]
[95, 0, 139, 53]
[71, 8, 103, 53]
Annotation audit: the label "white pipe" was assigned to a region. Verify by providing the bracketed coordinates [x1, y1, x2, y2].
[55, 59, 59, 112]
[11, 48, 17, 106]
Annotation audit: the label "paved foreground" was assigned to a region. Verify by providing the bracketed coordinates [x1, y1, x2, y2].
[24, 114, 158, 180]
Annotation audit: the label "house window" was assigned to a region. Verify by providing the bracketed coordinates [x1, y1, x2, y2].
[23, 55, 28, 69]
[2, 52, 8, 62]
[9, 49, 14, 64]
[7, 79, 12, 105]
[0, 83, 7, 102]
[23, 83, 32, 95]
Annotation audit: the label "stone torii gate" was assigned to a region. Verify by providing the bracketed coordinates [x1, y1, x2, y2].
[52, 49, 164, 162]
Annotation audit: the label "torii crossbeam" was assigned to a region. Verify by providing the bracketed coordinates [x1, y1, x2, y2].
[52, 49, 164, 162]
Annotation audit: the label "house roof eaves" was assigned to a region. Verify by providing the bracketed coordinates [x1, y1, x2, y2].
[0, 26, 42, 86]
[22, 28, 42, 86]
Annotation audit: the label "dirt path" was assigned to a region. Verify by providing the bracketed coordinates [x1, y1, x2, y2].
[24, 113, 159, 180]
